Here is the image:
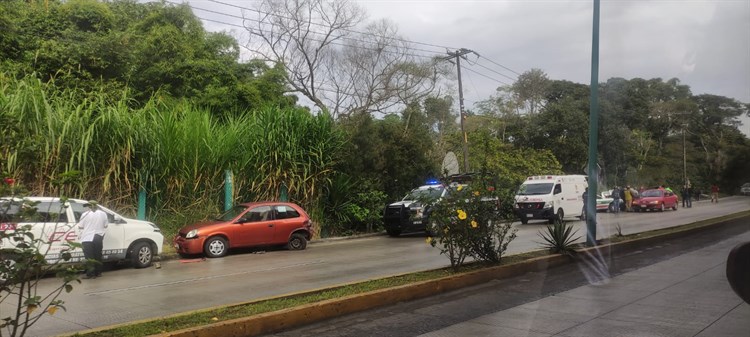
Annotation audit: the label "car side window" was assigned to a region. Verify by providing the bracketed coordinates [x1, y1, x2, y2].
[275, 206, 300, 220]
[245, 206, 273, 222]
[553, 184, 562, 195]
[29, 201, 68, 223]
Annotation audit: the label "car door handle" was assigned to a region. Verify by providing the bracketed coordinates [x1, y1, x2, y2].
[268, 224, 274, 227]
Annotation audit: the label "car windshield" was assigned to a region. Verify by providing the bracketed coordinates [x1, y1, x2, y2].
[404, 185, 444, 201]
[215, 205, 248, 221]
[517, 183, 554, 196]
[641, 190, 663, 198]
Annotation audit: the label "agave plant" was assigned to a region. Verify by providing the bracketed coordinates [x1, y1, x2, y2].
[537, 218, 581, 256]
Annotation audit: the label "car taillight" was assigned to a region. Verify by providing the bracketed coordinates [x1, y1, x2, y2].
[303, 219, 311, 228]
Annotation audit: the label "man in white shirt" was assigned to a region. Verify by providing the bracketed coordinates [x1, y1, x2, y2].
[78, 200, 109, 279]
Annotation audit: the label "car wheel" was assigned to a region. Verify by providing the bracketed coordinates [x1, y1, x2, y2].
[659, 204, 665, 212]
[520, 216, 528, 225]
[557, 208, 564, 222]
[287, 233, 307, 251]
[672, 202, 678, 211]
[130, 242, 153, 268]
[386, 229, 402, 237]
[204, 236, 228, 258]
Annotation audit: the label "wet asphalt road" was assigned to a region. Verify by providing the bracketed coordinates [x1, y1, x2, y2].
[11, 196, 750, 336]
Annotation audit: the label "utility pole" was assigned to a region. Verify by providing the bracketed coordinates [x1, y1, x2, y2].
[444, 48, 475, 173]
[683, 123, 688, 186]
[586, 0, 601, 247]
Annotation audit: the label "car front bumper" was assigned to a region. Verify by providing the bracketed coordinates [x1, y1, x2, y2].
[173, 236, 206, 255]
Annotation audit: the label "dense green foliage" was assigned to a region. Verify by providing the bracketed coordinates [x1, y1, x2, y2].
[0, 75, 342, 237]
[476, 72, 750, 194]
[0, 0, 295, 114]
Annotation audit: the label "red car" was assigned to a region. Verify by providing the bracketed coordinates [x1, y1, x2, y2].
[632, 189, 678, 212]
[174, 202, 313, 258]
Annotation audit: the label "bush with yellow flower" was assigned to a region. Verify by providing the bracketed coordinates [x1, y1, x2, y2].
[425, 180, 517, 270]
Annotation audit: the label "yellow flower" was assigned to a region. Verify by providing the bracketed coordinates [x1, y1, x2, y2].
[48, 306, 59, 315]
[471, 220, 478, 228]
[473, 191, 480, 196]
[426, 237, 433, 244]
[457, 185, 464, 191]
[457, 209, 467, 220]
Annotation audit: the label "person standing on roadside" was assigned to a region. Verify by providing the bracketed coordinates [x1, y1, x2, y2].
[78, 200, 109, 279]
[682, 184, 689, 208]
[611, 186, 621, 213]
[711, 184, 720, 203]
[624, 186, 633, 212]
[582, 187, 589, 221]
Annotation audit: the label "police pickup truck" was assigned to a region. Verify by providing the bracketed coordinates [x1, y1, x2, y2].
[382, 180, 447, 237]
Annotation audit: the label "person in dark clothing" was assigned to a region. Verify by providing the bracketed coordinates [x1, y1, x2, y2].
[611, 186, 621, 213]
[682, 185, 692, 208]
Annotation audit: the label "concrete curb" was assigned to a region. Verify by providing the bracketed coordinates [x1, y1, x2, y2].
[75, 211, 750, 337]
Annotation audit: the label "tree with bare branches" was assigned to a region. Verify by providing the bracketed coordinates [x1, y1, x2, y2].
[240, 0, 443, 118]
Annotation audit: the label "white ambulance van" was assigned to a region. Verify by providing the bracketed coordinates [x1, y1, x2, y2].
[0, 197, 164, 268]
[513, 175, 588, 224]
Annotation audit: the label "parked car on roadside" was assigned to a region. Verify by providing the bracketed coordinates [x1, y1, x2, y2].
[0, 197, 163, 268]
[631, 189, 678, 212]
[741, 183, 750, 196]
[173, 202, 312, 258]
[596, 190, 613, 212]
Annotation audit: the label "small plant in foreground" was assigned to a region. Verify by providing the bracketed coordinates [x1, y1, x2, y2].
[537, 218, 580, 256]
[614, 223, 624, 237]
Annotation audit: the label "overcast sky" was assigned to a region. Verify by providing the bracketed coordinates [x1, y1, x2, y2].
[193, 0, 750, 135]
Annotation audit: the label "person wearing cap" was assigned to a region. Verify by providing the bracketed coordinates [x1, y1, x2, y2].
[78, 201, 109, 279]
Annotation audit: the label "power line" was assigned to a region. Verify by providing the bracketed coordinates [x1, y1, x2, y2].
[208, 0, 460, 52]
[462, 66, 511, 86]
[181, 1, 447, 56]
[477, 55, 522, 76]
[175, 1, 523, 85]
[169, 1, 444, 61]
[471, 60, 517, 82]
[194, 14, 440, 61]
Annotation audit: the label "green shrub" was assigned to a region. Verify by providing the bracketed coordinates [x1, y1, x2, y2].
[427, 181, 518, 270]
[537, 218, 580, 256]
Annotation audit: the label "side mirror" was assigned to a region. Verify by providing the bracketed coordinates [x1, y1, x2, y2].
[235, 217, 249, 224]
[113, 215, 126, 224]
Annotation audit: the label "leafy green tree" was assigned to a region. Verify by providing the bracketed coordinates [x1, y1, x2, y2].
[512, 68, 550, 115]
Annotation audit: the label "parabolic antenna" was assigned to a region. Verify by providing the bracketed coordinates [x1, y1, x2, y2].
[442, 152, 460, 176]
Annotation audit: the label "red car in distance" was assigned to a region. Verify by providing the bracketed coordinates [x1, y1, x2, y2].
[174, 202, 313, 258]
[632, 189, 679, 212]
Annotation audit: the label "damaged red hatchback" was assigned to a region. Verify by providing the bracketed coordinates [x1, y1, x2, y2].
[174, 202, 313, 258]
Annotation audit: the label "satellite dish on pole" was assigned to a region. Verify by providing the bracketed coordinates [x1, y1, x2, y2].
[442, 152, 460, 176]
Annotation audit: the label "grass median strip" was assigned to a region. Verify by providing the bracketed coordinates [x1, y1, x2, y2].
[72, 211, 750, 337]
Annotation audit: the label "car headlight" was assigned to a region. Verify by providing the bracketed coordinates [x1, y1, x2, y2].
[148, 223, 161, 232]
[543, 203, 552, 209]
[649, 201, 660, 204]
[186, 229, 198, 239]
